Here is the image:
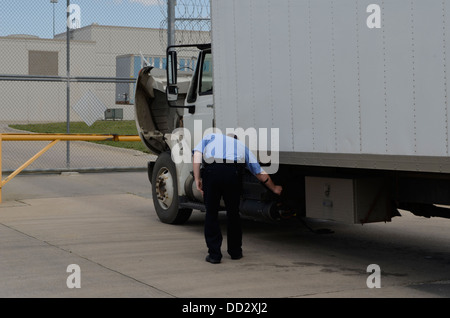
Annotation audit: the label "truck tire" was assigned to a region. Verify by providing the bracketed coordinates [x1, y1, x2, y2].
[151, 151, 192, 224]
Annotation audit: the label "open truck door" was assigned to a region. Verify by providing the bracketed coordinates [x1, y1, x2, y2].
[166, 44, 214, 148]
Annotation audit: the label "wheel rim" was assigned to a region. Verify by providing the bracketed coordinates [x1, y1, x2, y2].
[155, 167, 174, 210]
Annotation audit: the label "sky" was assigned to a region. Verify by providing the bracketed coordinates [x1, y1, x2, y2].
[0, 0, 168, 39]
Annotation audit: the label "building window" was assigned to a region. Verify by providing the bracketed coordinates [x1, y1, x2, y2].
[153, 57, 160, 69]
[28, 51, 58, 76]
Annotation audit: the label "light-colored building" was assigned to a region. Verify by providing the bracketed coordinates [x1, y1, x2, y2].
[0, 24, 209, 123]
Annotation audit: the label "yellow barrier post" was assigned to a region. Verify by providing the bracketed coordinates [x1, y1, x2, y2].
[1, 139, 60, 190]
[0, 133, 141, 203]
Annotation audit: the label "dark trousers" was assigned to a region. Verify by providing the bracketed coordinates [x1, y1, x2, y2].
[202, 163, 242, 260]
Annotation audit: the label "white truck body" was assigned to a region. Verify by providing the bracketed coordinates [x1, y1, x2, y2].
[211, 0, 450, 173]
[134, 0, 450, 225]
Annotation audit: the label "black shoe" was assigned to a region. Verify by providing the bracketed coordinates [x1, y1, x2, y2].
[205, 255, 221, 264]
[230, 254, 243, 260]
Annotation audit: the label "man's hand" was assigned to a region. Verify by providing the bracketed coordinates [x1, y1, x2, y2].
[272, 185, 282, 196]
[255, 172, 282, 195]
[195, 178, 204, 196]
[193, 151, 204, 196]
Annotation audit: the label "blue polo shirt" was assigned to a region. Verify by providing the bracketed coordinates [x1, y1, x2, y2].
[193, 133, 263, 176]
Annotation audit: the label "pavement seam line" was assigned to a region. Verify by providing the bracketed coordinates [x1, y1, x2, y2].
[0, 222, 177, 298]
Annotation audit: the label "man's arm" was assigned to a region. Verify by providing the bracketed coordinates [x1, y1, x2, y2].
[255, 172, 282, 195]
[243, 145, 282, 196]
[193, 150, 204, 196]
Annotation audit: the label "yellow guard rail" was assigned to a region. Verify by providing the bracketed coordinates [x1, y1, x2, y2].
[0, 133, 141, 203]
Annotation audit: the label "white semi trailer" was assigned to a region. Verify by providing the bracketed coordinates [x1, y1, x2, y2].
[135, 0, 450, 225]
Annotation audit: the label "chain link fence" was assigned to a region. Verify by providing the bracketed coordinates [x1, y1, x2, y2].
[0, 0, 210, 173]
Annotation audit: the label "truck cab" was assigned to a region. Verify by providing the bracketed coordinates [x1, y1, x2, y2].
[134, 44, 214, 224]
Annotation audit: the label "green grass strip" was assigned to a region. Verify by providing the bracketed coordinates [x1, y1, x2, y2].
[9, 121, 150, 153]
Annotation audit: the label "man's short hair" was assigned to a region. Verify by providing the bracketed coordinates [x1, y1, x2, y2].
[226, 133, 238, 139]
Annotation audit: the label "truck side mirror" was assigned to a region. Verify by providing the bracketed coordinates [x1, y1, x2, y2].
[167, 85, 178, 102]
[167, 50, 179, 104]
[167, 50, 177, 85]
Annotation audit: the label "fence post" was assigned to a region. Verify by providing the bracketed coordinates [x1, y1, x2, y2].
[66, 0, 71, 169]
[0, 134, 2, 203]
[168, 0, 176, 46]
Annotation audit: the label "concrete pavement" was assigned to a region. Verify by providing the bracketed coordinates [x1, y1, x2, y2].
[1, 171, 450, 299]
